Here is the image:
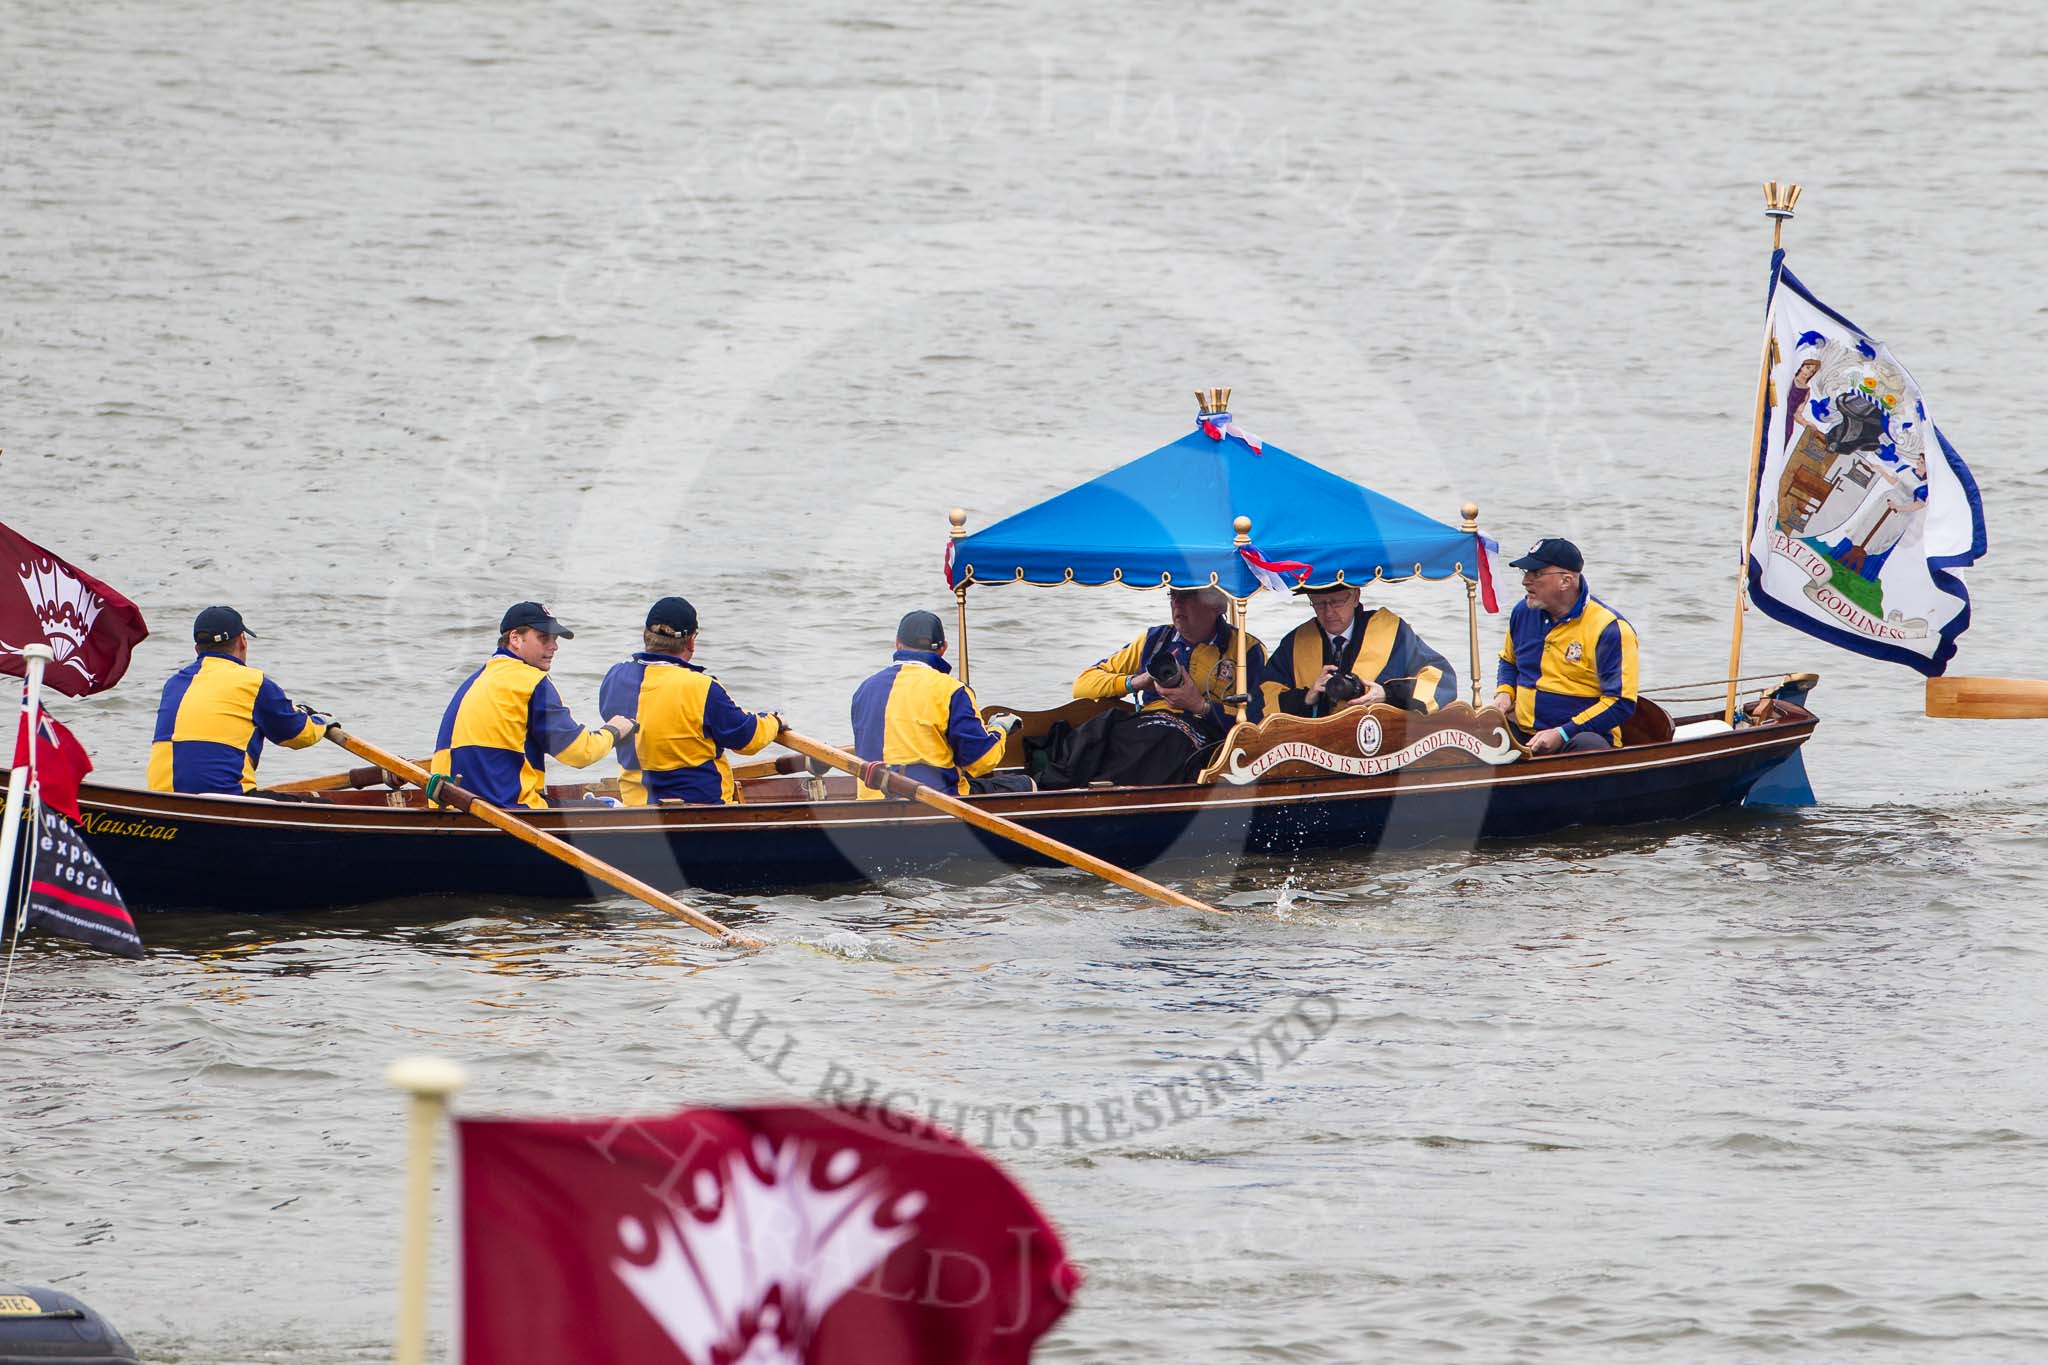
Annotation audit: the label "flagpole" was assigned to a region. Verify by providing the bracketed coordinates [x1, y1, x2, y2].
[1231, 517, 1253, 723]
[1460, 502, 1483, 705]
[391, 1056, 466, 1365]
[948, 508, 971, 687]
[1725, 182, 1802, 724]
[0, 645, 53, 929]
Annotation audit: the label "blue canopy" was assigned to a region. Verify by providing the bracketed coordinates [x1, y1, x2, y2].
[954, 419, 1484, 597]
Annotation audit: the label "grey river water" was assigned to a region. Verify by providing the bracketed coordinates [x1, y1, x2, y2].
[5, 2, 2048, 1360]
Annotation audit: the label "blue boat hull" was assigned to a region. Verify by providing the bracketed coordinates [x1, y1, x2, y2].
[40, 716, 1816, 913]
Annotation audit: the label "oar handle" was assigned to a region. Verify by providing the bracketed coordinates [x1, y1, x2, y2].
[265, 762, 412, 794]
[320, 727, 761, 948]
[774, 728, 1225, 917]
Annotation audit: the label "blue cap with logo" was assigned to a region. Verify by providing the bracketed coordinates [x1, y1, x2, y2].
[896, 610, 946, 650]
[1508, 537, 1584, 573]
[646, 596, 699, 637]
[500, 601, 574, 639]
[194, 605, 254, 645]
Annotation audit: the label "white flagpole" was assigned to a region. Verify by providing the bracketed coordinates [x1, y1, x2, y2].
[390, 1056, 466, 1365]
[1726, 183, 1802, 723]
[0, 645, 53, 1015]
[0, 645, 54, 924]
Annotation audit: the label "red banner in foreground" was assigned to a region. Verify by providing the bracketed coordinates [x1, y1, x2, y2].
[458, 1104, 1079, 1364]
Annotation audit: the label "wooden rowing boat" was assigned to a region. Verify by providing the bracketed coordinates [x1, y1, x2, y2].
[14, 690, 1818, 914]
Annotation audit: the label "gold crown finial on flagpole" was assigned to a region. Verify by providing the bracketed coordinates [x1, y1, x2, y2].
[1762, 181, 1801, 254]
[1195, 386, 1233, 416]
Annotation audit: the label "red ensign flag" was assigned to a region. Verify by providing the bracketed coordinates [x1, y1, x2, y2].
[13, 706, 92, 823]
[0, 523, 149, 697]
[458, 1104, 1079, 1365]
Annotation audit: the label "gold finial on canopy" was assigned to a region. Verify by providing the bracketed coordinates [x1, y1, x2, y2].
[1763, 181, 1802, 218]
[1232, 515, 1252, 545]
[948, 507, 968, 539]
[1460, 501, 1479, 532]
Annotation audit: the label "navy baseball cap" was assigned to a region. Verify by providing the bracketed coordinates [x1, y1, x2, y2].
[896, 610, 946, 649]
[646, 596, 699, 636]
[500, 601, 574, 638]
[194, 605, 254, 645]
[1508, 537, 1585, 573]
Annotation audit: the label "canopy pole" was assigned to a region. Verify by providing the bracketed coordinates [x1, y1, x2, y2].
[948, 507, 971, 687]
[1231, 516, 1252, 723]
[1460, 502, 1483, 706]
[1727, 181, 1802, 724]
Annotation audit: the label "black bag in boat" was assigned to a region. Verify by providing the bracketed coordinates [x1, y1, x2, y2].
[1025, 708, 1216, 790]
[0, 1283, 136, 1364]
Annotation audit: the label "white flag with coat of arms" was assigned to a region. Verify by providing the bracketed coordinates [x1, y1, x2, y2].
[1744, 256, 1986, 676]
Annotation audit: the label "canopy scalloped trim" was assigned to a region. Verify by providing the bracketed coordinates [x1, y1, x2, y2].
[956, 564, 1491, 596]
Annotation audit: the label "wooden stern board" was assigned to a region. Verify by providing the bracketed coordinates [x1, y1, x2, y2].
[1196, 697, 1678, 787]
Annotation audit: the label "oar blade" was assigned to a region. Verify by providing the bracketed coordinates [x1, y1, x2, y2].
[1926, 675, 2048, 720]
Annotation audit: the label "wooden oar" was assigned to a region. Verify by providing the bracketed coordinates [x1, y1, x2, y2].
[773, 728, 1226, 917]
[730, 754, 811, 782]
[320, 726, 761, 948]
[1926, 676, 2048, 720]
[269, 760, 419, 794]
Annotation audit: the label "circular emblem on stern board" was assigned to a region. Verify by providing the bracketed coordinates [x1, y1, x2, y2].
[1355, 713, 1383, 756]
[1564, 641, 1583, 663]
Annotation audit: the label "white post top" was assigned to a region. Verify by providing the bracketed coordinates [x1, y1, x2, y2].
[18, 645, 52, 662]
[387, 1056, 467, 1098]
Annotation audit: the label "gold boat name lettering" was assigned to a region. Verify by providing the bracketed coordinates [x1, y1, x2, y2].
[81, 813, 179, 841]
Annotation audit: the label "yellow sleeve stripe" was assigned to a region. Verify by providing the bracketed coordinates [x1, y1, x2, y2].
[1412, 666, 1443, 713]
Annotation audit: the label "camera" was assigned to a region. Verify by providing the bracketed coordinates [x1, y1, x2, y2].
[1146, 644, 1186, 690]
[1321, 671, 1367, 706]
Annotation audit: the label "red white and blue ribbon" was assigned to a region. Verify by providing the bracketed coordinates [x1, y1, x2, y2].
[1474, 534, 1499, 613]
[1239, 544, 1312, 594]
[1199, 416, 1263, 454]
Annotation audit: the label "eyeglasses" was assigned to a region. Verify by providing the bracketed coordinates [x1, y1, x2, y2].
[1520, 567, 1571, 581]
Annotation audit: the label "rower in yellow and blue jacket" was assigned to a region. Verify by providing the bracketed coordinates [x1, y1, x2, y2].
[149, 605, 331, 795]
[850, 610, 1023, 799]
[1490, 538, 1640, 755]
[432, 602, 638, 808]
[597, 596, 782, 806]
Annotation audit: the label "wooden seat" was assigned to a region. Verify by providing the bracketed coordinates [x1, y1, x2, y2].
[980, 695, 1134, 767]
[1617, 697, 1675, 747]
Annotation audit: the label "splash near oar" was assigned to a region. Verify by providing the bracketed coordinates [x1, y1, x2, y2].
[773, 727, 1226, 918]
[321, 726, 761, 948]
